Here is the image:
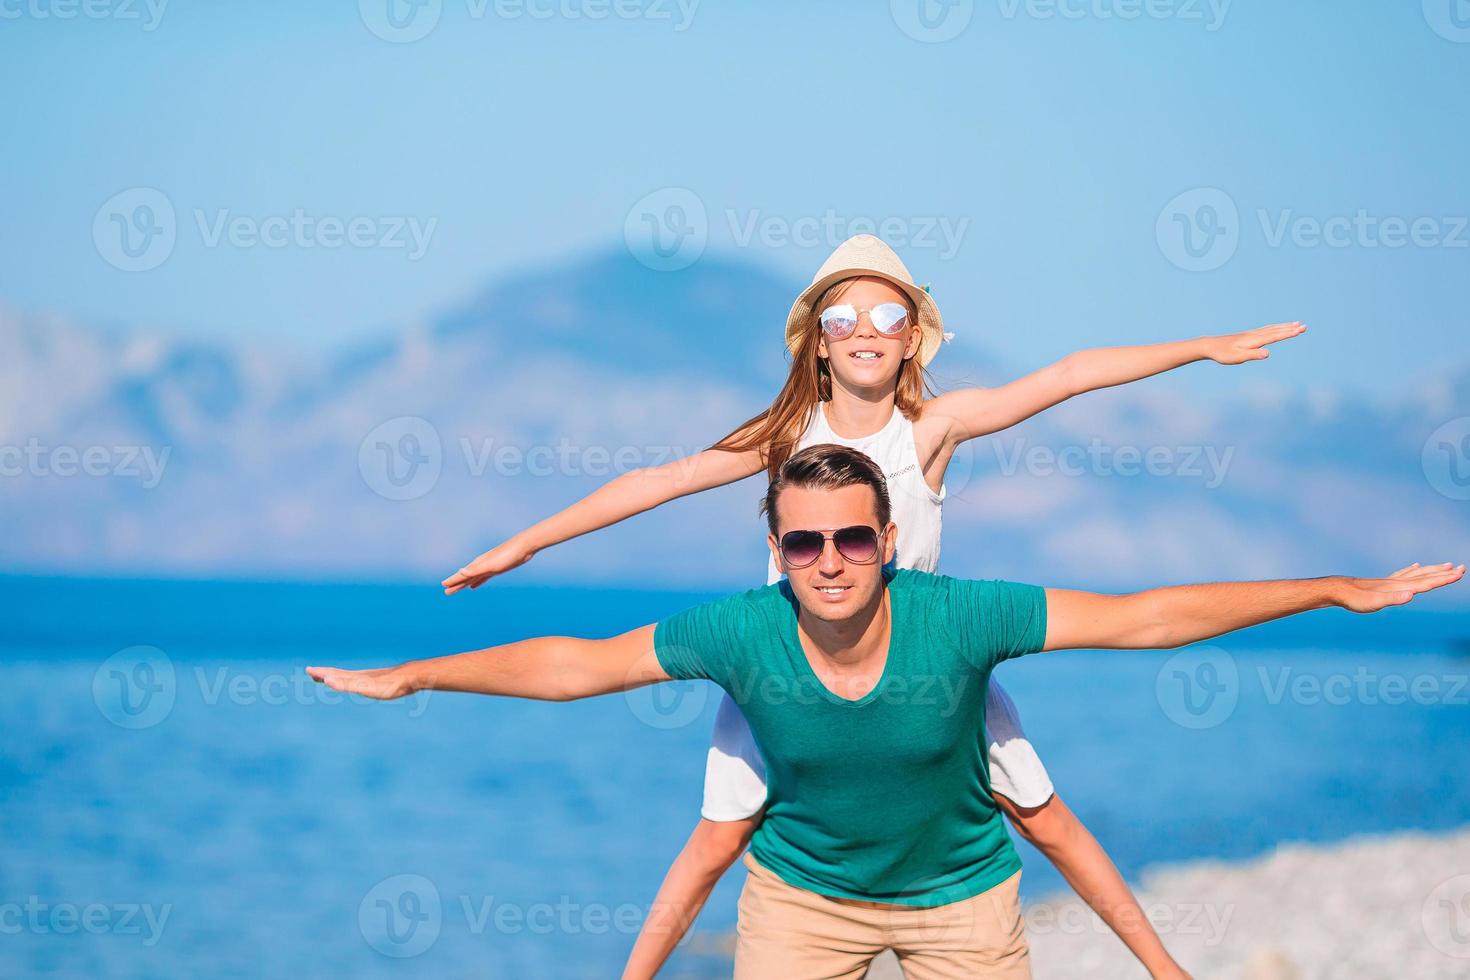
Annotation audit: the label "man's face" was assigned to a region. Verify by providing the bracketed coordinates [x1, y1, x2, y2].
[767, 483, 898, 624]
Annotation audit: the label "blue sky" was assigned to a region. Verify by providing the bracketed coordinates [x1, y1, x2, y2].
[2, 0, 1467, 395]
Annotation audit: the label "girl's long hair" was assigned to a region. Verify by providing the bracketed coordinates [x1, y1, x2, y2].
[709, 278, 936, 480]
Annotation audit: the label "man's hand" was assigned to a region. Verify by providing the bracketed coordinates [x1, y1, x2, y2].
[306, 665, 417, 700]
[1332, 562, 1465, 613]
[1201, 321, 1306, 365]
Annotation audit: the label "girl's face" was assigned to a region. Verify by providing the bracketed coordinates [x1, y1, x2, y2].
[816, 276, 921, 391]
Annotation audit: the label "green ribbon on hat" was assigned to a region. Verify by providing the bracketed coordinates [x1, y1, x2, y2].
[915, 282, 953, 342]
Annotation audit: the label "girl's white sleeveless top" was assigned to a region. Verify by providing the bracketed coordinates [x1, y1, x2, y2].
[701, 402, 1057, 820]
[764, 403, 944, 584]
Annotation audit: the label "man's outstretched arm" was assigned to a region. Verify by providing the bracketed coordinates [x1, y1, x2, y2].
[1042, 562, 1464, 652]
[305, 623, 667, 701]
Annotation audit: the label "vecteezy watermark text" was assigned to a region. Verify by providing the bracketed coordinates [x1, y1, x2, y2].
[93, 647, 433, 730]
[194, 210, 435, 260]
[358, 0, 699, 44]
[93, 188, 437, 272]
[1258, 666, 1468, 707]
[1025, 898, 1235, 946]
[992, 437, 1234, 489]
[623, 663, 971, 731]
[995, 0, 1230, 30]
[0, 440, 170, 488]
[358, 416, 709, 501]
[622, 188, 973, 271]
[0, 0, 167, 30]
[725, 209, 970, 261]
[0, 898, 171, 947]
[358, 874, 664, 957]
[889, 0, 1230, 43]
[1157, 187, 1470, 272]
[1156, 647, 1470, 730]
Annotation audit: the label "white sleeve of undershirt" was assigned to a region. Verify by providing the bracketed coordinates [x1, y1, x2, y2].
[700, 692, 769, 822]
[984, 677, 1055, 809]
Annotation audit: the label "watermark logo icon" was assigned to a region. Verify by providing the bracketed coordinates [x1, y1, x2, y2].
[624, 679, 710, 730]
[939, 436, 977, 499]
[1156, 187, 1239, 272]
[359, 874, 442, 957]
[881, 871, 981, 944]
[93, 645, 176, 730]
[1155, 646, 1238, 729]
[1423, 874, 1470, 959]
[1423, 0, 1470, 43]
[624, 188, 707, 272]
[1423, 417, 1470, 501]
[359, 417, 443, 501]
[890, 0, 974, 42]
[93, 188, 176, 272]
[359, 0, 441, 42]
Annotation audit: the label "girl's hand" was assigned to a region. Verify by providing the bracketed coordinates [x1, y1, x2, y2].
[1202, 321, 1306, 365]
[442, 537, 538, 595]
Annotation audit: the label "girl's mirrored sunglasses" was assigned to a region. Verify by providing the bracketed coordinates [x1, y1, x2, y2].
[819, 302, 910, 341]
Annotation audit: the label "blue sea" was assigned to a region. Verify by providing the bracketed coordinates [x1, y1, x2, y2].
[2, 576, 1468, 978]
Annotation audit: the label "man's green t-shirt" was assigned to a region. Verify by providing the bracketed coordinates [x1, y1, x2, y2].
[653, 567, 1048, 908]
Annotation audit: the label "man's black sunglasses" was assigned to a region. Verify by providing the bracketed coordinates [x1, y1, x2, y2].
[778, 525, 881, 569]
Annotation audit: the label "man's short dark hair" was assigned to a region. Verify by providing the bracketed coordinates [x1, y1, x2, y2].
[760, 443, 892, 534]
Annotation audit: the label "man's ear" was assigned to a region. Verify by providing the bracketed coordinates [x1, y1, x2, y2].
[882, 522, 898, 563]
[767, 532, 785, 572]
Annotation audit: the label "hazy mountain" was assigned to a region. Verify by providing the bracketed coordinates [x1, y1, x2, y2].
[2, 247, 1467, 599]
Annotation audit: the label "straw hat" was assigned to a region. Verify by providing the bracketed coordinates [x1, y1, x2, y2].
[783, 234, 950, 367]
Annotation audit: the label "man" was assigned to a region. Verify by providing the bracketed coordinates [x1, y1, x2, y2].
[308, 444, 1462, 978]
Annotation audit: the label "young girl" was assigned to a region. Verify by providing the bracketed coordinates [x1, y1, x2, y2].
[442, 234, 1303, 978]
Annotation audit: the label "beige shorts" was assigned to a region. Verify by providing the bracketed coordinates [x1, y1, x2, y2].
[734, 852, 1031, 980]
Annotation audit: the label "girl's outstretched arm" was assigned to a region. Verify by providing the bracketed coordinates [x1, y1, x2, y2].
[443, 438, 766, 594]
[926, 322, 1305, 444]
